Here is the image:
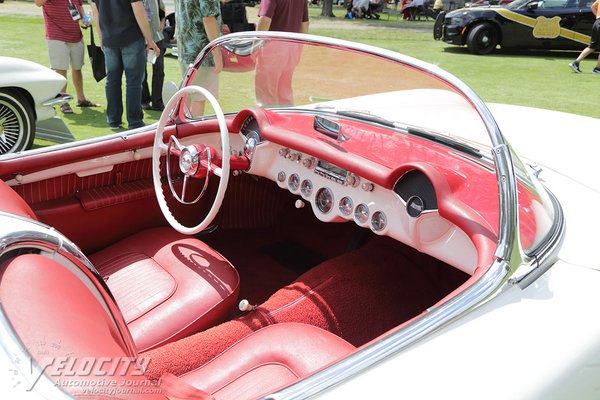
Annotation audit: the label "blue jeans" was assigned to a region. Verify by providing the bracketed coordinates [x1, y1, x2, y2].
[104, 38, 146, 129]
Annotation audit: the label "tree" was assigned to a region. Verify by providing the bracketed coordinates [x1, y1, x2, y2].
[320, 0, 336, 17]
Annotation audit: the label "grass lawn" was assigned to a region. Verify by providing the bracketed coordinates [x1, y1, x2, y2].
[0, 4, 597, 148]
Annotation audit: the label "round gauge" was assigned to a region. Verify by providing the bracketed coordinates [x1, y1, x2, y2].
[277, 171, 286, 183]
[288, 174, 300, 191]
[339, 197, 353, 216]
[316, 188, 334, 214]
[371, 211, 387, 232]
[355, 203, 369, 224]
[301, 179, 313, 197]
[406, 195, 425, 218]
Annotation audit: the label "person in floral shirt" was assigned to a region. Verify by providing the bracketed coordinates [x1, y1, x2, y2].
[175, 0, 223, 115]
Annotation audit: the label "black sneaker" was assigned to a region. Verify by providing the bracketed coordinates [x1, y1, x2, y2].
[150, 102, 165, 111]
[593, 67, 600, 74]
[569, 61, 581, 73]
[142, 102, 151, 110]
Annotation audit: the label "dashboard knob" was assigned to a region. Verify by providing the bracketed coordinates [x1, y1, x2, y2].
[346, 174, 360, 187]
[289, 152, 301, 162]
[295, 199, 305, 209]
[302, 157, 315, 169]
[361, 182, 374, 192]
[277, 171, 286, 182]
[278, 148, 290, 157]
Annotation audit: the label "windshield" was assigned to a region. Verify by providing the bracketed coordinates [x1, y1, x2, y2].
[182, 33, 556, 255]
[506, 0, 533, 9]
[182, 34, 490, 145]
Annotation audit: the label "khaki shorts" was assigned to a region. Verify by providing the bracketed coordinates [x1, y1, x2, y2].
[179, 62, 219, 101]
[47, 39, 85, 71]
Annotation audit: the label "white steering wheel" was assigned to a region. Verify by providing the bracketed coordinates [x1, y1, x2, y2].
[152, 85, 230, 235]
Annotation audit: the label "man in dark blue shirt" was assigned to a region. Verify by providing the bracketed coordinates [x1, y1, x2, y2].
[91, 0, 159, 129]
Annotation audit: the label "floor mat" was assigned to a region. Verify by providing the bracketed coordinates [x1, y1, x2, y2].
[143, 236, 469, 380]
[260, 240, 326, 275]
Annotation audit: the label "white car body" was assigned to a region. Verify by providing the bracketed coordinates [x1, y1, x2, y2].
[0, 56, 66, 122]
[0, 56, 72, 154]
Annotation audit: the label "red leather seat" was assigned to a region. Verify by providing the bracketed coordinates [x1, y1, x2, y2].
[179, 323, 355, 399]
[1, 254, 354, 400]
[0, 180, 239, 352]
[89, 227, 240, 352]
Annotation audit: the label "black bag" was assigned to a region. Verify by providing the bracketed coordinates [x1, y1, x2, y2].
[87, 25, 106, 82]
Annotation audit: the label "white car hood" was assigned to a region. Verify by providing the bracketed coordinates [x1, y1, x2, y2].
[488, 103, 600, 193]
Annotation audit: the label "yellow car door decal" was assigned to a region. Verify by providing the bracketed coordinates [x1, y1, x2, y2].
[533, 16, 561, 38]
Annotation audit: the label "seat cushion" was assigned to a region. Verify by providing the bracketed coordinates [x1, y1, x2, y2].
[89, 227, 240, 352]
[179, 323, 355, 400]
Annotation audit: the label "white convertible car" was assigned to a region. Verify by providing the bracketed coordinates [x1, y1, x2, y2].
[0, 32, 599, 400]
[0, 56, 73, 155]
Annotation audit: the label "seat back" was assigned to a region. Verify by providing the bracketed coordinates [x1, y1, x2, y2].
[0, 253, 165, 399]
[0, 179, 38, 220]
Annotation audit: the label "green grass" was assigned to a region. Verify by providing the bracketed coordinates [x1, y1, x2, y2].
[0, 7, 597, 149]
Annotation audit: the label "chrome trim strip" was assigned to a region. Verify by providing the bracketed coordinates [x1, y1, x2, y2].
[42, 93, 73, 107]
[513, 189, 565, 289]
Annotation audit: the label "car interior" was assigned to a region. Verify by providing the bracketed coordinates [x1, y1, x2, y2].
[0, 36, 550, 399]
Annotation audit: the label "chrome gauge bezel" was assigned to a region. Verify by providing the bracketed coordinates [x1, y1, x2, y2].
[354, 203, 369, 224]
[288, 173, 300, 191]
[316, 187, 334, 214]
[339, 196, 353, 216]
[371, 211, 387, 232]
[301, 179, 313, 198]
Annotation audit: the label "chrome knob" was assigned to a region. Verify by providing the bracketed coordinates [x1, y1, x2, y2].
[277, 171, 286, 182]
[289, 152, 301, 162]
[361, 182, 374, 192]
[278, 148, 290, 157]
[303, 157, 315, 169]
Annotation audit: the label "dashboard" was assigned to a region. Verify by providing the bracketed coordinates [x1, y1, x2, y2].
[237, 113, 481, 275]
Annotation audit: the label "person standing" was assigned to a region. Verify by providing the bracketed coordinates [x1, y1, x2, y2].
[35, 0, 100, 114]
[569, 0, 600, 74]
[142, 0, 166, 112]
[175, 0, 223, 116]
[255, 0, 309, 107]
[90, 0, 159, 129]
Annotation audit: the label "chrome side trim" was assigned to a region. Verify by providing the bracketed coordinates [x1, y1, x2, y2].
[42, 93, 73, 107]
[513, 188, 565, 289]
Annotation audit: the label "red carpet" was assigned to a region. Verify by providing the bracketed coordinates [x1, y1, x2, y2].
[143, 235, 468, 380]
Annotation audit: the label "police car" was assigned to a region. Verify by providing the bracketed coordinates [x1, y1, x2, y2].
[434, 0, 595, 54]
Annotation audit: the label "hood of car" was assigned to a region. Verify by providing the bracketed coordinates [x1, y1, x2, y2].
[488, 103, 600, 193]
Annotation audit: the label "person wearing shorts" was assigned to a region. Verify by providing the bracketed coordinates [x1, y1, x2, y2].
[254, 0, 309, 108]
[568, 0, 600, 74]
[35, 0, 100, 113]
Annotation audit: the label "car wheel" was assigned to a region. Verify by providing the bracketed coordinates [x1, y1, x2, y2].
[0, 89, 35, 155]
[466, 23, 498, 55]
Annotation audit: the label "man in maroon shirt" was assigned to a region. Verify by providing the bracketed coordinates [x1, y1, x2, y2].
[35, 0, 99, 113]
[254, 0, 309, 107]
